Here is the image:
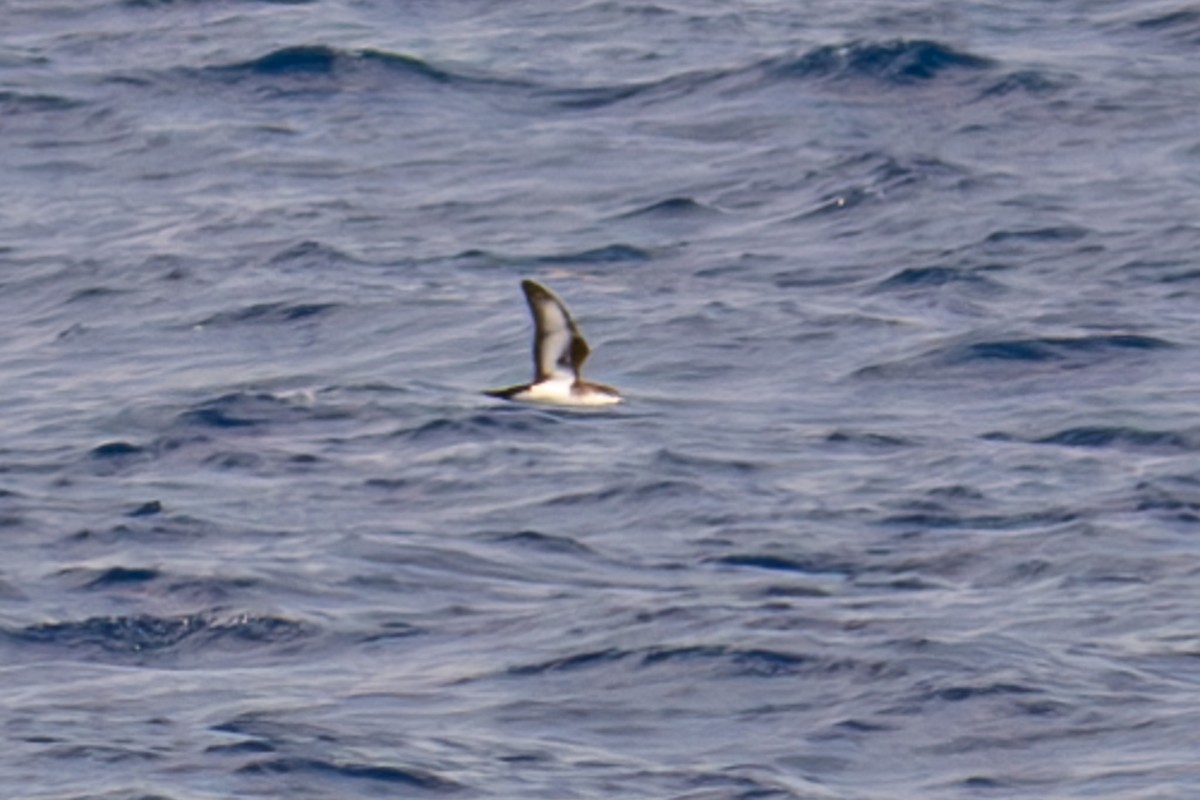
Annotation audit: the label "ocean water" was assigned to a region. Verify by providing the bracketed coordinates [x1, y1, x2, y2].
[3, 1, 1200, 797]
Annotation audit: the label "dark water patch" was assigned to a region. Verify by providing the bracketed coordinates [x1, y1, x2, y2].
[770, 39, 993, 86]
[358, 620, 424, 644]
[234, 46, 440, 80]
[762, 584, 832, 598]
[267, 239, 363, 269]
[708, 553, 849, 577]
[456, 243, 651, 269]
[1119, 257, 1190, 280]
[85, 441, 158, 475]
[544, 82, 652, 111]
[66, 285, 131, 303]
[0, 91, 86, 114]
[833, 718, 896, 733]
[238, 756, 461, 790]
[41, 743, 163, 764]
[208, 738, 277, 755]
[72, 566, 161, 589]
[179, 397, 265, 429]
[978, 69, 1068, 98]
[1129, 8, 1200, 43]
[640, 645, 823, 678]
[958, 334, 1170, 363]
[364, 477, 413, 492]
[177, 391, 341, 430]
[534, 243, 653, 265]
[1135, 8, 1200, 30]
[198, 301, 339, 327]
[1033, 426, 1196, 452]
[860, 333, 1173, 380]
[542, 67, 721, 111]
[616, 197, 719, 220]
[9, 612, 316, 660]
[653, 448, 761, 475]
[677, 770, 800, 800]
[127, 500, 163, 517]
[14, 614, 205, 653]
[202, 44, 521, 97]
[403, 410, 561, 442]
[90, 441, 146, 459]
[487, 530, 596, 556]
[203, 450, 266, 470]
[508, 643, 874, 681]
[1133, 477, 1200, 520]
[508, 648, 629, 676]
[985, 225, 1090, 244]
[545, 479, 703, 507]
[874, 265, 1003, 293]
[825, 430, 911, 448]
[880, 508, 1076, 531]
[920, 682, 1039, 703]
[66, 508, 223, 545]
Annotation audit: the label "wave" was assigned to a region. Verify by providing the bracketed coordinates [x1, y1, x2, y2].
[1127, 8, 1200, 44]
[402, 410, 562, 443]
[455, 243, 652, 268]
[707, 553, 849, 577]
[89, 440, 147, 459]
[484, 530, 597, 556]
[507, 643, 860, 679]
[652, 447, 762, 475]
[134, 43, 532, 104]
[978, 68, 1069, 98]
[857, 333, 1174, 379]
[267, 239, 364, 268]
[985, 225, 1091, 244]
[953, 334, 1169, 363]
[615, 196, 720, 220]
[0, 90, 85, 113]
[236, 757, 461, 790]
[824, 430, 913, 448]
[874, 265, 1005, 293]
[779, 152, 973, 225]
[219, 45, 459, 82]
[145, 36, 1053, 128]
[176, 390, 346, 430]
[544, 479, 704, 507]
[542, 65, 722, 110]
[768, 39, 993, 85]
[73, 566, 160, 589]
[879, 508, 1076, 531]
[1133, 475, 1200, 521]
[987, 425, 1198, 453]
[196, 300, 340, 327]
[9, 611, 315, 661]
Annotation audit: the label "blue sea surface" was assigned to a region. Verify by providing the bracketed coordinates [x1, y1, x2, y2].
[3, 1, 1200, 797]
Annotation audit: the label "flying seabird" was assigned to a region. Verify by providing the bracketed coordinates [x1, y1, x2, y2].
[485, 279, 621, 406]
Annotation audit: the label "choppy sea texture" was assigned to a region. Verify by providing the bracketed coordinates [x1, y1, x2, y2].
[3, 1, 1200, 798]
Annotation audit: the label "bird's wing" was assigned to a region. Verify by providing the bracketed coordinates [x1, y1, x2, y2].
[522, 279, 590, 382]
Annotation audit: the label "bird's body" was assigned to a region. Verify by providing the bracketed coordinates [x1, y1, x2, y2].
[485, 280, 621, 406]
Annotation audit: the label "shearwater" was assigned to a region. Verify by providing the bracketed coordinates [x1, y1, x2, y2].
[485, 280, 621, 406]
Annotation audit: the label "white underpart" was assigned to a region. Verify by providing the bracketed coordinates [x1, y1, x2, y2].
[512, 373, 621, 406]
